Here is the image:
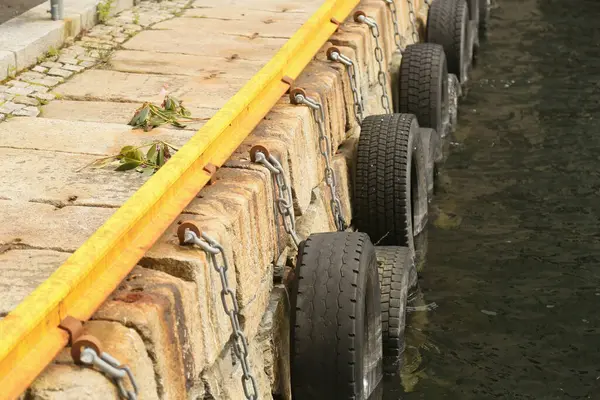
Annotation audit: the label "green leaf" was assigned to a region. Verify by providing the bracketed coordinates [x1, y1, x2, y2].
[137, 106, 150, 124]
[141, 166, 155, 177]
[146, 144, 158, 164]
[157, 145, 165, 166]
[120, 146, 144, 162]
[115, 159, 142, 171]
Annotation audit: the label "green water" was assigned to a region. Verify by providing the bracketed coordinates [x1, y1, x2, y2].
[385, 0, 600, 398]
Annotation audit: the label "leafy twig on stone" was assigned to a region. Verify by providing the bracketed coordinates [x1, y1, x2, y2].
[128, 95, 204, 131]
[78, 140, 179, 175]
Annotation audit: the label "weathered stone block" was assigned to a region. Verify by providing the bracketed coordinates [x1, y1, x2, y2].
[257, 285, 291, 399]
[94, 267, 203, 400]
[109, 50, 263, 80]
[0, 249, 70, 318]
[55, 70, 245, 111]
[29, 321, 158, 400]
[142, 168, 276, 365]
[123, 29, 286, 62]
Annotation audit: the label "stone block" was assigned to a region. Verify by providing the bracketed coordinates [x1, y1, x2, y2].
[108, 50, 263, 80]
[94, 266, 203, 400]
[330, 22, 377, 87]
[0, 249, 70, 318]
[123, 29, 286, 62]
[29, 320, 159, 400]
[41, 100, 214, 128]
[189, 0, 322, 13]
[0, 201, 114, 252]
[201, 337, 271, 400]
[293, 62, 347, 150]
[47, 67, 74, 78]
[153, 16, 303, 39]
[257, 285, 291, 399]
[12, 106, 40, 117]
[55, 70, 245, 111]
[142, 167, 277, 364]
[225, 110, 321, 216]
[0, 51, 16, 82]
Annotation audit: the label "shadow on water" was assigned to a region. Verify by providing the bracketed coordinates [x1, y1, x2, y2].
[380, 0, 600, 398]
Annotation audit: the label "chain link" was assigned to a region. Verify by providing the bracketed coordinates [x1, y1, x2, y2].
[292, 93, 347, 231]
[253, 151, 302, 247]
[182, 230, 259, 400]
[407, 0, 419, 43]
[79, 347, 138, 400]
[328, 49, 364, 124]
[383, 0, 404, 53]
[355, 14, 392, 114]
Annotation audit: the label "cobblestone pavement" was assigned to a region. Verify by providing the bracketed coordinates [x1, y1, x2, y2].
[0, 0, 190, 120]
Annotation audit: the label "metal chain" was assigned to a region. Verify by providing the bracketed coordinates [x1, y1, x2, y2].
[292, 92, 347, 231]
[407, 0, 419, 43]
[181, 230, 259, 400]
[383, 0, 404, 53]
[355, 14, 392, 114]
[80, 347, 138, 400]
[252, 150, 301, 247]
[328, 49, 364, 124]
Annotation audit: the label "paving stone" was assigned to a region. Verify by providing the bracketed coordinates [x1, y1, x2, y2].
[12, 106, 40, 117]
[33, 92, 56, 102]
[19, 71, 46, 81]
[41, 61, 63, 69]
[26, 76, 64, 87]
[189, 0, 321, 13]
[94, 266, 204, 398]
[13, 96, 40, 106]
[0, 101, 25, 113]
[0, 114, 5, 122]
[108, 50, 263, 79]
[47, 67, 74, 78]
[32, 65, 48, 73]
[0, 201, 115, 252]
[78, 60, 96, 68]
[56, 70, 245, 110]
[61, 63, 85, 72]
[0, 84, 8, 92]
[154, 16, 303, 38]
[57, 56, 79, 65]
[7, 80, 31, 88]
[0, 93, 15, 102]
[77, 55, 98, 62]
[0, 117, 193, 157]
[123, 29, 287, 62]
[0, 249, 70, 318]
[41, 100, 214, 126]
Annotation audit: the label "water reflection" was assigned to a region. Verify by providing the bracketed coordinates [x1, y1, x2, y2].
[383, 0, 600, 397]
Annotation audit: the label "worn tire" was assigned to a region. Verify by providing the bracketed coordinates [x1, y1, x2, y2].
[468, 0, 480, 51]
[376, 246, 416, 373]
[291, 232, 383, 399]
[397, 43, 449, 138]
[479, 0, 490, 37]
[427, 0, 471, 84]
[355, 114, 428, 250]
[419, 128, 441, 199]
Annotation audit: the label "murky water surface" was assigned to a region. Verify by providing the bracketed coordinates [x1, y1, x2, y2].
[384, 0, 600, 398]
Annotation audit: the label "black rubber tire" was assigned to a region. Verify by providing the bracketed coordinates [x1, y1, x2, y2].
[355, 114, 427, 250]
[479, 0, 490, 37]
[419, 127, 441, 199]
[427, 0, 470, 84]
[376, 246, 416, 373]
[397, 43, 449, 138]
[291, 232, 382, 399]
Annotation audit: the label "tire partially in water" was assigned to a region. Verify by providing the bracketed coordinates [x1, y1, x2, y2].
[354, 114, 428, 251]
[427, 0, 471, 84]
[376, 246, 416, 373]
[397, 43, 449, 139]
[291, 232, 383, 400]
